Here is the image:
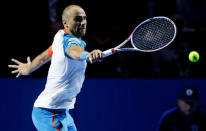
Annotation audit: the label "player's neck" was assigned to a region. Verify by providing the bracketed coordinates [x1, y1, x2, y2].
[63, 29, 82, 39]
[64, 29, 70, 34]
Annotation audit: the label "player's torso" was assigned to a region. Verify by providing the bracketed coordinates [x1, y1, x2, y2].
[166, 109, 206, 131]
[34, 30, 87, 109]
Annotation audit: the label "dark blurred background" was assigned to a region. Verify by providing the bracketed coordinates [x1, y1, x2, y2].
[3, 0, 206, 78]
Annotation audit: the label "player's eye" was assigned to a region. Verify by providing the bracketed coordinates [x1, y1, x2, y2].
[74, 16, 87, 22]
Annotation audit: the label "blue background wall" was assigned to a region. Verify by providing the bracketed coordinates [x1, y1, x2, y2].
[0, 78, 205, 131]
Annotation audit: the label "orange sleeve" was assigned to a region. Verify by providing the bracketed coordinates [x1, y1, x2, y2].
[48, 45, 53, 57]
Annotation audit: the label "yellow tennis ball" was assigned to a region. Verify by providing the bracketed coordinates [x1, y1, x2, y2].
[189, 51, 199, 62]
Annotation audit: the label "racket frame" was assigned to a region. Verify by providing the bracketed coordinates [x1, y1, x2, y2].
[103, 16, 177, 58]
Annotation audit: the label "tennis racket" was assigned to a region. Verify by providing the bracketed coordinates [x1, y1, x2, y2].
[103, 16, 177, 58]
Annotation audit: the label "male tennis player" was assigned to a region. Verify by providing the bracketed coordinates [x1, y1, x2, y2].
[8, 4, 102, 131]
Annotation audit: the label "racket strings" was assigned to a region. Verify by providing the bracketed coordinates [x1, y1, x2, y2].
[132, 18, 176, 51]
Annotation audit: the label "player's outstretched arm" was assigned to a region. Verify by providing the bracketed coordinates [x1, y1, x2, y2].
[8, 47, 52, 77]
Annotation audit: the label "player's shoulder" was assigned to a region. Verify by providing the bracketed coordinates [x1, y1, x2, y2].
[158, 106, 179, 127]
[68, 37, 81, 44]
[53, 29, 65, 40]
[161, 106, 179, 119]
[64, 33, 86, 48]
[197, 106, 206, 122]
[199, 105, 206, 115]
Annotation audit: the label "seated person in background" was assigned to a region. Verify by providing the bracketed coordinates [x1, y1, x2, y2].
[157, 86, 206, 131]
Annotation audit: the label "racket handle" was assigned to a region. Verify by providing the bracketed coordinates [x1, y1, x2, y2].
[103, 48, 116, 58]
[86, 49, 115, 63]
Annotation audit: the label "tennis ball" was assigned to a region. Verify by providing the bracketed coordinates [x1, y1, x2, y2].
[189, 51, 199, 62]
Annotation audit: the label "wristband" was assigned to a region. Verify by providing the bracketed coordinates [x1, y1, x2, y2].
[80, 51, 89, 60]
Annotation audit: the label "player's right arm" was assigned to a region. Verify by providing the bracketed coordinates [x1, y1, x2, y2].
[63, 37, 103, 63]
[67, 44, 103, 63]
[8, 46, 53, 77]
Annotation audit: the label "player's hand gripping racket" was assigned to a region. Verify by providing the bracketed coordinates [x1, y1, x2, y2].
[103, 16, 177, 58]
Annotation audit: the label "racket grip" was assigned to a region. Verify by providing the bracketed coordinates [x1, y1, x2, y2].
[103, 48, 116, 58]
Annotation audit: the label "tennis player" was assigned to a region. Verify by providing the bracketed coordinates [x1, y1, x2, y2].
[8, 4, 103, 131]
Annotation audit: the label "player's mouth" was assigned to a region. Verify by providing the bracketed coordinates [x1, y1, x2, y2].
[79, 27, 86, 30]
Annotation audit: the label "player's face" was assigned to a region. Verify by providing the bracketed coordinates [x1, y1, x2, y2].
[69, 9, 87, 38]
[178, 99, 191, 115]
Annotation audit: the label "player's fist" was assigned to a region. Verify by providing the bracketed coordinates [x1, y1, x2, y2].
[86, 49, 103, 63]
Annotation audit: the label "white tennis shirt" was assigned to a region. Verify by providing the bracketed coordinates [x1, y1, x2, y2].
[34, 30, 87, 109]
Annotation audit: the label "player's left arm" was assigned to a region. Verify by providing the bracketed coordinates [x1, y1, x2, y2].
[8, 46, 52, 77]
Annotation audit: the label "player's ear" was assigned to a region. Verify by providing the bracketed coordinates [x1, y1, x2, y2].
[62, 19, 69, 29]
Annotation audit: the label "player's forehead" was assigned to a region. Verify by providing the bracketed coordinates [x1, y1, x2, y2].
[70, 7, 86, 17]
